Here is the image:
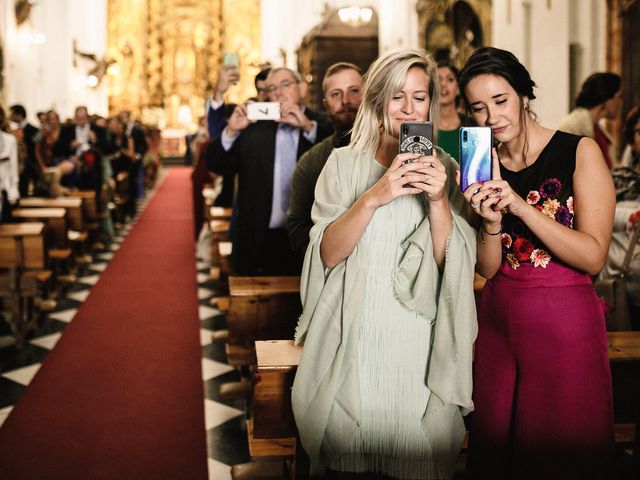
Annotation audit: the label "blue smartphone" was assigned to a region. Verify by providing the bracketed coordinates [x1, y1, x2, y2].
[459, 126, 492, 191]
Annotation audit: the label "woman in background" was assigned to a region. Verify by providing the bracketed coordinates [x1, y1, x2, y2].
[436, 61, 472, 162]
[558, 72, 622, 169]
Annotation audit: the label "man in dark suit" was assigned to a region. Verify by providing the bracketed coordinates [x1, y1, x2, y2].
[118, 110, 148, 215]
[206, 67, 333, 275]
[10, 104, 40, 197]
[53, 106, 110, 190]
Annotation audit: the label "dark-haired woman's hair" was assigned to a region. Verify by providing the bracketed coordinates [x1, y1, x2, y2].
[623, 106, 640, 146]
[575, 73, 621, 109]
[458, 47, 537, 164]
[458, 47, 536, 104]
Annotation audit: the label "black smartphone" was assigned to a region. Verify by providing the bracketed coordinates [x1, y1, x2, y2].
[459, 126, 492, 191]
[399, 122, 433, 156]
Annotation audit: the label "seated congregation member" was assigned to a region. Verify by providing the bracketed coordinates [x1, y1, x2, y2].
[601, 106, 640, 327]
[287, 62, 363, 255]
[619, 105, 640, 170]
[118, 110, 148, 211]
[0, 106, 20, 222]
[292, 48, 477, 479]
[52, 105, 110, 190]
[558, 72, 622, 169]
[34, 110, 64, 196]
[206, 67, 333, 275]
[10, 104, 40, 197]
[459, 47, 615, 479]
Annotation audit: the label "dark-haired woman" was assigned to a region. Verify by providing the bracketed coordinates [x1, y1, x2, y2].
[558, 72, 622, 169]
[459, 47, 615, 479]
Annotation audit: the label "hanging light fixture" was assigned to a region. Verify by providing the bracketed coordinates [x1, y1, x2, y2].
[337, 6, 374, 27]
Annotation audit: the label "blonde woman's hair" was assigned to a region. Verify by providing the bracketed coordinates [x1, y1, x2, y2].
[350, 48, 440, 155]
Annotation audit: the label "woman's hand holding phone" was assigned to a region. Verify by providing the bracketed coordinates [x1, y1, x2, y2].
[364, 152, 434, 208]
[405, 155, 447, 202]
[463, 147, 527, 224]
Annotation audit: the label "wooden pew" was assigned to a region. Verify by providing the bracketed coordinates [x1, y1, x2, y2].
[18, 197, 91, 262]
[12, 207, 76, 283]
[608, 331, 640, 474]
[229, 340, 302, 480]
[19, 197, 83, 232]
[66, 190, 103, 240]
[0, 223, 50, 346]
[226, 276, 301, 366]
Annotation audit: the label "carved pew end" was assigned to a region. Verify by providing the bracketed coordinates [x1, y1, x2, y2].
[219, 377, 252, 401]
[230, 460, 289, 480]
[211, 329, 229, 343]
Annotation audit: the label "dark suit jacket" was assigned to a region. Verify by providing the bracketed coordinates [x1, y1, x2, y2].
[53, 123, 110, 159]
[22, 123, 40, 167]
[128, 123, 148, 158]
[205, 108, 332, 275]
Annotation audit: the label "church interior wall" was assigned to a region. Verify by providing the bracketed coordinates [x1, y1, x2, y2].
[1, 0, 609, 129]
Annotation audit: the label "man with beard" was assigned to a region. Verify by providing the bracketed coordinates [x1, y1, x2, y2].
[286, 62, 363, 255]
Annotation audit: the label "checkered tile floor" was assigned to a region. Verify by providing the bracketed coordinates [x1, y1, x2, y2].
[0, 169, 248, 479]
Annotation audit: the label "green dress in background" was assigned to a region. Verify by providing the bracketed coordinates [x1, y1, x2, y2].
[437, 128, 460, 163]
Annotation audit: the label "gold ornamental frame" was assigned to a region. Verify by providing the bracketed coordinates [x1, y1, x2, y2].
[107, 0, 260, 129]
[416, 0, 492, 68]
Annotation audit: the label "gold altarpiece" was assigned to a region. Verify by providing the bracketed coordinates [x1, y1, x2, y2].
[107, 0, 261, 129]
[416, 0, 491, 68]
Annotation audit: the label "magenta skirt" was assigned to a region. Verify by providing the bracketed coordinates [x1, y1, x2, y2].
[467, 261, 615, 480]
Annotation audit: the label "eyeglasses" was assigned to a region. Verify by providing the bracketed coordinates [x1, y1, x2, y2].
[265, 80, 297, 94]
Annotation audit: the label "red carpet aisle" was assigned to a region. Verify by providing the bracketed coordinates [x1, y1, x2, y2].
[0, 167, 208, 480]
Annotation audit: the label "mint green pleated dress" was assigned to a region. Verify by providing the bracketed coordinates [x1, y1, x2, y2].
[327, 161, 437, 479]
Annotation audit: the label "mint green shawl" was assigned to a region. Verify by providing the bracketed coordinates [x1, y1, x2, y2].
[292, 146, 477, 478]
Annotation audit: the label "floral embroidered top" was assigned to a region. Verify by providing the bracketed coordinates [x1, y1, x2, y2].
[500, 131, 582, 270]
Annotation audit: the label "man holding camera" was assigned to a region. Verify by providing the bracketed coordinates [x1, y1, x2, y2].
[206, 67, 332, 275]
[286, 62, 363, 255]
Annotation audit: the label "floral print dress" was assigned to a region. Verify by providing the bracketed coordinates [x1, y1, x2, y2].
[467, 130, 615, 479]
[500, 131, 579, 269]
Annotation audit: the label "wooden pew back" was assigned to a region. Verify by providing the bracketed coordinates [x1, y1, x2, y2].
[228, 276, 302, 347]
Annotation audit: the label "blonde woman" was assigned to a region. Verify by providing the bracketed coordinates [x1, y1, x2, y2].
[292, 48, 477, 479]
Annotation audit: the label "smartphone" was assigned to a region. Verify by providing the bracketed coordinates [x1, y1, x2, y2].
[222, 52, 240, 68]
[459, 126, 493, 191]
[246, 102, 281, 121]
[399, 122, 433, 156]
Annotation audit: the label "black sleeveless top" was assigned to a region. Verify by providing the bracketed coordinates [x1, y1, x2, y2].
[499, 131, 582, 269]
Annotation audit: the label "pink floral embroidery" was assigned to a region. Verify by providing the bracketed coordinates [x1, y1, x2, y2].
[506, 253, 520, 270]
[566, 196, 574, 214]
[541, 199, 560, 218]
[530, 249, 551, 268]
[513, 237, 535, 262]
[527, 190, 541, 204]
[501, 233, 512, 248]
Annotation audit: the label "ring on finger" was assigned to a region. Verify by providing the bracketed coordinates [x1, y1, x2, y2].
[471, 202, 481, 209]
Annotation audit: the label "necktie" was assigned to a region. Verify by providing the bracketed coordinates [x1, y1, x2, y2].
[278, 124, 297, 213]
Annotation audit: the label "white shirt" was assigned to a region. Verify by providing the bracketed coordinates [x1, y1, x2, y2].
[75, 123, 91, 156]
[0, 131, 20, 205]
